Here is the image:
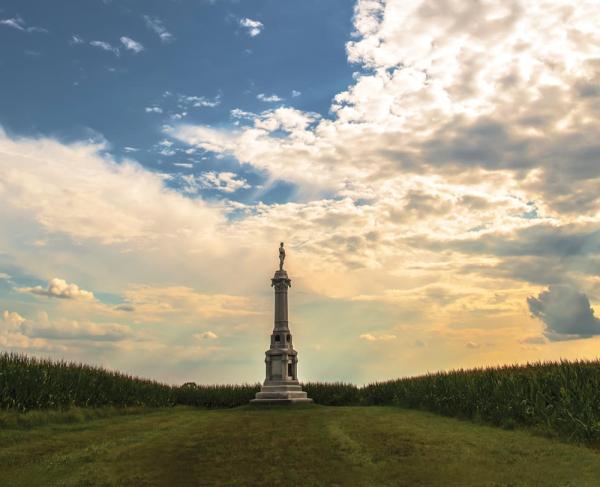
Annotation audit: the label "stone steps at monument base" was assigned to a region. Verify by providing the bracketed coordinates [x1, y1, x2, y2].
[254, 391, 310, 400]
[249, 398, 314, 405]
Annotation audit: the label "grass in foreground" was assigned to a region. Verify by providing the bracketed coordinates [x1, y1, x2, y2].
[1, 406, 600, 487]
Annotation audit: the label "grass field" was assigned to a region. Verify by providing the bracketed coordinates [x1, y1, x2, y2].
[1, 406, 600, 486]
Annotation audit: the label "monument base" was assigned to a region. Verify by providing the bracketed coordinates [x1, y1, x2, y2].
[250, 398, 314, 405]
[250, 381, 313, 405]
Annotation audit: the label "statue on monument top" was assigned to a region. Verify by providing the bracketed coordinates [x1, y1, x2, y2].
[278, 242, 286, 271]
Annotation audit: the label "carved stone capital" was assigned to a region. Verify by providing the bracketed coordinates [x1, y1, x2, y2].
[271, 279, 291, 290]
[271, 269, 291, 289]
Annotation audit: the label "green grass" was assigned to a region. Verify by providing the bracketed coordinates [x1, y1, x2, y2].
[0, 406, 154, 429]
[1, 406, 600, 486]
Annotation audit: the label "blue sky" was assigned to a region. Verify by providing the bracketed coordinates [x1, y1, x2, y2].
[1, 0, 355, 203]
[1, 0, 600, 385]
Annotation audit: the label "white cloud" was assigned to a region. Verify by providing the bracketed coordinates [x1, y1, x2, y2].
[3, 310, 25, 329]
[120, 36, 144, 53]
[291, 90, 301, 98]
[230, 108, 254, 120]
[0, 16, 47, 33]
[359, 333, 397, 342]
[143, 15, 173, 43]
[0, 129, 222, 246]
[239, 18, 263, 37]
[0, 17, 24, 30]
[197, 171, 251, 193]
[18, 278, 95, 300]
[0, 310, 56, 351]
[90, 40, 119, 56]
[195, 331, 218, 340]
[257, 93, 283, 103]
[70, 34, 84, 45]
[1, 310, 133, 351]
[178, 94, 221, 109]
[145, 106, 163, 114]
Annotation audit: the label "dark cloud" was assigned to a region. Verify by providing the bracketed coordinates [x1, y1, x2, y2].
[423, 118, 539, 171]
[115, 303, 135, 312]
[527, 285, 600, 341]
[413, 224, 600, 258]
[402, 190, 453, 217]
[519, 335, 547, 345]
[459, 194, 492, 211]
[415, 224, 600, 285]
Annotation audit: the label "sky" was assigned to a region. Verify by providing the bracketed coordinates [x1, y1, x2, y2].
[1, 0, 599, 385]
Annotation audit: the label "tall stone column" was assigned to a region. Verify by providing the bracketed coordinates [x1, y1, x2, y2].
[272, 270, 291, 330]
[251, 244, 313, 405]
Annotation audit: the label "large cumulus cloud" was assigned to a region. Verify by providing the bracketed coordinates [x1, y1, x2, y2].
[19, 278, 94, 300]
[528, 285, 600, 340]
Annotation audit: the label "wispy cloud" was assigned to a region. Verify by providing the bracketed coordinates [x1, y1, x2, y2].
[89, 40, 119, 56]
[143, 15, 173, 43]
[359, 333, 397, 342]
[70, 34, 84, 45]
[149, 92, 220, 119]
[197, 171, 251, 193]
[257, 93, 283, 102]
[239, 18, 263, 37]
[120, 36, 144, 53]
[195, 331, 218, 340]
[17, 312, 133, 342]
[177, 94, 221, 109]
[0, 15, 47, 33]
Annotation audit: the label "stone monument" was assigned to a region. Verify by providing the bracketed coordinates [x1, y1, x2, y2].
[251, 243, 313, 405]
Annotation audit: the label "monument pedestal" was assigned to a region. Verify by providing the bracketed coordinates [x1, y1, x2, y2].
[251, 259, 313, 405]
[251, 381, 312, 405]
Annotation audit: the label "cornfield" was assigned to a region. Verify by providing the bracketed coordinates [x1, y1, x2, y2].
[0, 353, 176, 411]
[303, 382, 361, 406]
[176, 382, 260, 408]
[0, 353, 261, 411]
[362, 360, 600, 442]
[3, 352, 600, 442]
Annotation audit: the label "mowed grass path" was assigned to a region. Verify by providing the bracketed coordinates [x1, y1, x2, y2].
[2, 406, 600, 486]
